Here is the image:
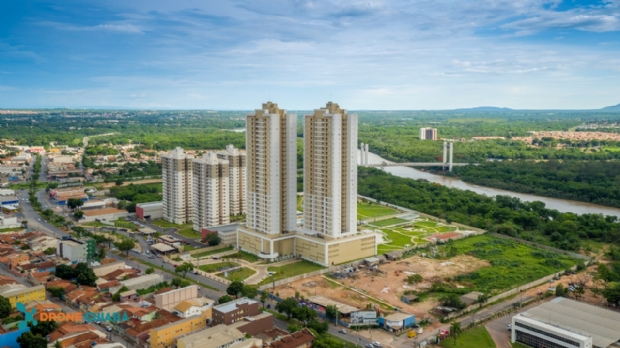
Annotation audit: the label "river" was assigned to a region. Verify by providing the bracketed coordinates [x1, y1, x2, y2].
[360, 150, 620, 218]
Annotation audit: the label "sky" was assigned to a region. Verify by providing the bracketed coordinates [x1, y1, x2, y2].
[0, 0, 619, 110]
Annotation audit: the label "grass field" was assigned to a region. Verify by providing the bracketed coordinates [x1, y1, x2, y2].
[260, 260, 325, 285]
[199, 262, 239, 273]
[192, 245, 234, 258]
[441, 234, 579, 293]
[440, 326, 496, 348]
[177, 227, 201, 239]
[0, 227, 23, 233]
[370, 217, 408, 227]
[184, 245, 196, 251]
[217, 267, 257, 281]
[511, 343, 530, 348]
[82, 221, 106, 227]
[357, 200, 398, 219]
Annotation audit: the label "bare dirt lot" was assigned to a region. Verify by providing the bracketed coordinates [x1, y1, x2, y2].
[273, 255, 490, 322]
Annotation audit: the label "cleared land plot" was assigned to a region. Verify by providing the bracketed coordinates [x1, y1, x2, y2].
[260, 260, 325, 285]
[192, 246, 234, 258]
[199, 262, 239, 273]
[217, 267, 257, 281]
[369, 217, 408, 227]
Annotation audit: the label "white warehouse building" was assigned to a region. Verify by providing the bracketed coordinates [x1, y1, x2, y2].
[511, 297, 620, 348]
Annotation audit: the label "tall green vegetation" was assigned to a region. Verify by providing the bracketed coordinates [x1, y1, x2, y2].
[358, 167, 620, 251]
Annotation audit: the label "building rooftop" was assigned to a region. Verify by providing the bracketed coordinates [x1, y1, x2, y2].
[120, 273, 163, 287]
[267, 328, 315, 348]
[176, 324, 245, 348]
[519, 297, 620, 348]
[136, 201, 163, 208]
[213, 298, 258, 314]
[384, 312, 415, 322]
[307, 296, 360, 315]
[150, 243, 175, 253]
[82, 208, 127, 216]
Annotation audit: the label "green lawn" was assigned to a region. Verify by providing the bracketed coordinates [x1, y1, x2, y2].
[323, 333, 359, 348]
[441, 326, 496, 348]
[184, 245, 197, 251]
[199, 262, 239, 273]
[192, 246, 234, 258]
[225, 251, 260, 263]
[511, 343, 530, 348]
[82, 221, 106, 227]
[177, 227, 202, 239]
[379, 228, 414, 248]
[0, 227, 23, 233]
[297, 195, 304, 212]
[217, 267, 257, 281]
[370, 217, 408, 227]
[439, 234, 579, 293]
[152, 219, 190, 228]
[260, 260, 325, 285]
[357, 200, 398, 219]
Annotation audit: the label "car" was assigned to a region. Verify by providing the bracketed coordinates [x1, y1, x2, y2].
[507, 324, 512, 331]
[95, 320, 102, 324]
[193, 270, 199, 274]
[338, 329, 347, 334]
[37, 218, 41, 221]
[266, 304, 271, 309]
[366, 345, 374, 348]
[372, 343, 382, 347]
[105, 326, 112, 332]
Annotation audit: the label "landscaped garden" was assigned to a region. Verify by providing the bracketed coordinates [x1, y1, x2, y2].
[440, 325, 495, 348]
[357, 200, 398, 219]
[225, 250, 260, 263]
[199, 262, 239, 273]
[191, 245, 234, 258]
[375, 217, 470, 254]
[369, 217, 408, 227]
[216, 267, 257, 281]
[177, 227, 202, 239]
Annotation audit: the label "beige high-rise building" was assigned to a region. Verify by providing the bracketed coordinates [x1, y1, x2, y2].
[162, 147, 193, 224]
[245, 102, 297, 235]
[192, 153, 230, 231]
[303, 102, 357, 237]
[217, 145, 246, 216]
[420, 127, 438, 140]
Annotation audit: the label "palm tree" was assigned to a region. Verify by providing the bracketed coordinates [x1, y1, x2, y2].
[450, 321, 462, 345]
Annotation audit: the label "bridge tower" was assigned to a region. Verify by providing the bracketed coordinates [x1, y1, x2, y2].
[449, 142, 454, 172]
[443, 141, 447, 170]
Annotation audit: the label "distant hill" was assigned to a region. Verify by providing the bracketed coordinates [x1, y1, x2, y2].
[600, 103, 620, 112]
[453, 106, 514, 112]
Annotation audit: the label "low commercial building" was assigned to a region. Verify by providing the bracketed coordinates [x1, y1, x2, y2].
[172, 298, 213, 318]
[304, 296, 360, 321]
[149, 312, 209, 348]
[175, 325, 248, 348]
[81, 208, 129, 223]
[92, 260, 125, 277]
[135, 201, 163, 220]
[266, 328, 315, 348]
[229, 312, 274, 336]
[378, 312, 416, 332]
[150, 243, 176, 255]
[154, 285, 199, 310]
[0, 284, 46, 308]
[202, 227, 237, 246]
[459, 291, 484, 306]
[109, 274, 164, 294]
[0, 216, 19, 228]
[28, 236, 58, 251]
[511, 297, 620, 348]
[57, 240, 87, 262]
[212, 298, 260, 326]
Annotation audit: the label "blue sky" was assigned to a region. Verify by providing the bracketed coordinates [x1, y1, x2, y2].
[0, 0, 619, 109]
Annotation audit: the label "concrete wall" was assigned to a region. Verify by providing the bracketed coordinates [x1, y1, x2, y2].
[327, 236, 376, 265]
[296, 239, 326, 265]
[154, 285, 198, 310]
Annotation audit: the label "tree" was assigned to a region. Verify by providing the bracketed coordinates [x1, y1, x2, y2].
[171, 278, 184, 288]
[17, 331, 48, 348]
[242, 285, 258, 299]
[29, 320, 58, 336]
[145, 267, 155, 274]
[260, 291, 268, 308]
[292, 306, 316, 325]
[73, 211, 84, 220]
[54, 341, 62, 348]
[98, 248, 106, 259]
[44, 247, 56, 255]
[115, 239, 135, 256]
[450, 321, 463, 345]
[325, 304, 338, 320]
[275, 297, 299, 320]
[55, 264, 77, 279]
[574, 285, 585, 299]
[67, 198, 84, 210]
[21, 220, 28, 229]
[75, 263, 97, 287]
[307, 318, 329, 334]
[203, 233, 222, 246]
[0, 296, 10, 319]
[603, 282, 620, 306]
[115, 179, 124, 186]
[218, 295, 233, 304]
[440, 294, 467, 310]
[406, 274, 423, 284]
[287, 323, 302, 333]
[47, 287, 65, 299]
[227, 280, 244, 298]
[175, 262, 194, 278]
[313, 335, 344, 348]
[556, 284, 566, 297]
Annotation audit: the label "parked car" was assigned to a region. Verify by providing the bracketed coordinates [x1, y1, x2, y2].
[105, 326, 112, 332]
[372, 343, 382, 348]
[507, 324, 512, 331]
[339, 329, 347, 334]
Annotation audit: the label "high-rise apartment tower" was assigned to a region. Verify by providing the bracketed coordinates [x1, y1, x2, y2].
[245, 102, 297, 235]
[303, 102, 357, 237]
[161, 147, 193, 224]
[192, 153, 230, 231]
[419, 127, 438, 140]
[217, 145, 246, 216]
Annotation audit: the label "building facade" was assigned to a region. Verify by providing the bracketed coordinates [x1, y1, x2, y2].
[135, 201, 163, 220]
[192, 153, 230, 231]
[211, 298, 260, 326]
[419, 127, 437, 140]
[217, 145, 246, 216]
[162, 147, 193, 224]
[303, 102, 357, 238]
[245, 102, 297, 235]
[0, 284, 46, 308]
[149, 312, 209, 348]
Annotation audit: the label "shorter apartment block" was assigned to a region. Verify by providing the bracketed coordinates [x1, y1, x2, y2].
[192, 153, 229, 231]
[176, 325, 258, 348]
[149, 312, 209, 348]
[162, 147, 193, 224]
[211, 298, 260, 326]
[56, 237, 96, 262]
[154, 285, 199, 310]
[0, 284, 46, 308]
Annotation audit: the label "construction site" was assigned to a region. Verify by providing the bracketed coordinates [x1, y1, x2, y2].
[270, 253, 491, 329]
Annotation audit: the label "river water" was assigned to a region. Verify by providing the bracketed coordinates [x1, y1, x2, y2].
[360, 150, 620, 218]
